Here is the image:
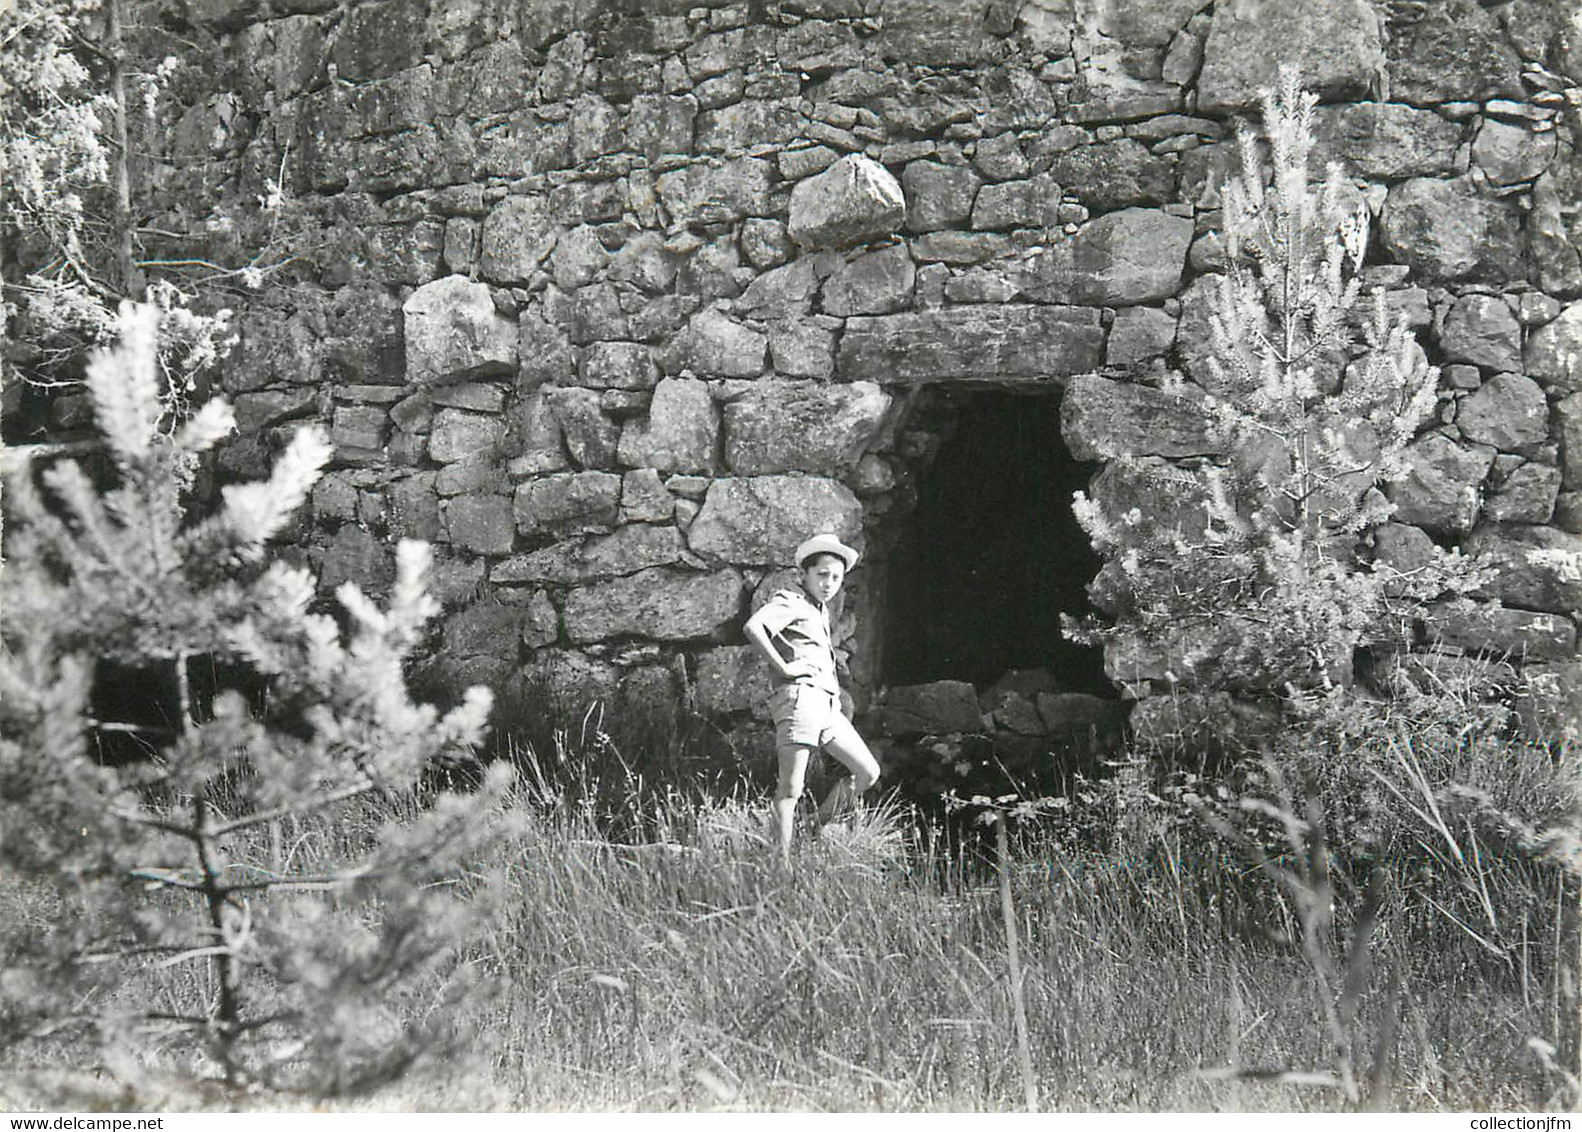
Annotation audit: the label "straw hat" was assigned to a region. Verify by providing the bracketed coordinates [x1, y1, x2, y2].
[795, 533, 859, 570]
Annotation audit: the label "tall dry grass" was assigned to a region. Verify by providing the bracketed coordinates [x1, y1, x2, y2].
[2, 716, 1575, 1112]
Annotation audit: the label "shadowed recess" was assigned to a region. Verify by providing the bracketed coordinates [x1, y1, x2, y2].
[881, 391, 1109, 694]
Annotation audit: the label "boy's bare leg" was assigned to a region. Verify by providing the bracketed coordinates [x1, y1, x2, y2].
[819, 719, 880, 822]
[774, 744, 813, 863]
[816, 777, 855, 825]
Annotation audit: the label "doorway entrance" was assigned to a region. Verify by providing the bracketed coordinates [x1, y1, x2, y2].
[879, 390, 1109, 695]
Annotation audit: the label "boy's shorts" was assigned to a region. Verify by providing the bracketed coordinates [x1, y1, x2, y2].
[769, 684, 861, 754]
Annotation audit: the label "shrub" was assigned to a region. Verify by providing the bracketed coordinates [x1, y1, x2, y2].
[0, 303, 518, 1095]
[1067, 69, 1484, 716]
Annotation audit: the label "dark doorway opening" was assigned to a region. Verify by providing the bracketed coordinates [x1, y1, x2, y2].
[881, 390, 1110, 695]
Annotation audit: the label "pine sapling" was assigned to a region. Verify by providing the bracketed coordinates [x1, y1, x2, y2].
[0, 302, 520, 1097]
[1068, 69, 1485, 712]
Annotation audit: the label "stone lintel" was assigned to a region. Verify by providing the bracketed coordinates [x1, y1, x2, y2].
[837, 305, 1105, 384]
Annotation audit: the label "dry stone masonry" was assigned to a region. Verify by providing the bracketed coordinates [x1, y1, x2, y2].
[139, 0, 1582, 749]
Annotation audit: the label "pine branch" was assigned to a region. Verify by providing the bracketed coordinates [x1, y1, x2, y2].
[210, 781, 377, 837]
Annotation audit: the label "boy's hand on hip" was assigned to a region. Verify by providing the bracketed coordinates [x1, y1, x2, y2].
[782, 658, 820, 681]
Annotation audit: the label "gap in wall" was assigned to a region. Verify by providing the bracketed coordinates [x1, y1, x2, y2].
[878, 388, 1111, 696]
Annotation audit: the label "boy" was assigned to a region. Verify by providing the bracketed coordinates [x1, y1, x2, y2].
[743, 533, 881, 862]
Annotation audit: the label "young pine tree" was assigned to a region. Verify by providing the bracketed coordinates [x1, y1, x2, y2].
[0, 303, 519, 1097]
[1070, 70, 1481, 710]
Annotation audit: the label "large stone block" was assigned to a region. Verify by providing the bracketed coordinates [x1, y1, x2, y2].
[442, 601, 521, 666]
[610, 231, 680, 296]
[616, 377, 718, 474]
[697, 98, 804, 153]
[234, 388, 317, 435]
[873, 681, 985, 736]
[838, 305, 1104, 383]
[973, 132, 1033, 181]
[628, 93, 697, 164]
[1457, 373, 1548, 452]
[346, 65, 436, 138]
[1102, 620, 1255, 691]
[1371, 521, 1438, 577]
[475, 113, 570, 179]
[388, 472, 441, 540]
[492, 524, 694, 585]
[740, 217, 794, 270]
[510, 392, 571, 475]
[821, 244, 916, 317]
[569, 92, 624, 163]
[1020, 208, 1194, 306]
[435, 40, 528, 119]
[1105, 306, 1178, 366]
[1089, 0, 1213, 46]
[517, 309, 575, 389]
[519, 587, 559, 648]
[514, 471, 622, 535]
[1063, 72, 1182, 125]
[403, 275, 517, 385]
[548, 225, 609, 292]
[1472, 119, 1558, 187]
[809, 241, 911, 314]
[724, 380, 891, 475]
[769, 322, 837, 379]
[522, 648, 622, 711]
[1385, 432, 1496, 535]
[1042, 140, 1173, 212]
[909, 231, 1015, 265]
[693, 644, 774, 717]
[787, 155, 907, 251]
[1380, 177, 1525, 284]
[544, 386, 621, 468]
[1486, 461, 1560, 524]
[971, 175, 1061, 230]
[429, 408, 506, 464]
[1197, 0, 1385, 112]
[580, 341, 660, 390]
[1559, 393, 1582, 491]
[1526, 302, 1582, 392]
[687, 476, 863, 566]
[435, 452, 502, 497]
[1440, 295, 1522, 373]
[562, 566, 744, 643]
[480, 195, 559, 283]
[735, 258, 822, 320]
[567, 283, 629, 346]
[620, 467, 675, 523]
[657, 158, 773, 228]
[234, 15, 327, 102]
[661, 309, 768, 377]
[1313, 102, 1462, 180]
[1466, 523, 1582, 614]
[872, 0, 998, 65]
[1384, 0, 1524, 104]
[1528, 176, 1582, 299]
[441, 494, 516, 555]
[331, 0, 426, 81]
[1061, 376, 1220, 460]
[902, 161, 981, 233]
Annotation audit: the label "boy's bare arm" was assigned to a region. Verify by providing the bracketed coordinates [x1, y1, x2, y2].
[744, 610, 817, 682]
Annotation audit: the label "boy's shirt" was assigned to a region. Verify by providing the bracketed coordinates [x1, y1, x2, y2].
[752, 586, 840, 695]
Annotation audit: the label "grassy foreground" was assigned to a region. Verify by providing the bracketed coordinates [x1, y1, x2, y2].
[4, 728, 1576, 1114]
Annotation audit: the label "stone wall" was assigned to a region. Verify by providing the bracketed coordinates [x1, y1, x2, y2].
[132, 0, 1582, 743]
